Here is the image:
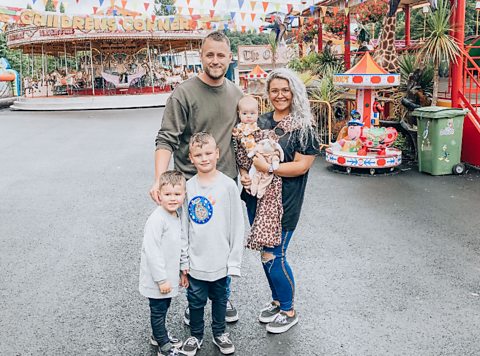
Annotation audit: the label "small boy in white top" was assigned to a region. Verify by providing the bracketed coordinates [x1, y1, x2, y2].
[139, 171, 186, 356]
[179, 132, 244, 356]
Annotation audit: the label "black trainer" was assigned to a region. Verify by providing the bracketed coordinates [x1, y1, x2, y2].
[225, 300, 239, 323]
[266, 311, 298, 334]
[180, 336, 203, 356]
[212, 333, 235, 355]
[258, 302, 281, 323]
[158, 346, 188, 356]
[150, 333, 183, 348]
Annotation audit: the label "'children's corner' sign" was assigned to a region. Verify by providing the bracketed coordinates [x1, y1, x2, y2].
[19, 9, 191, 32]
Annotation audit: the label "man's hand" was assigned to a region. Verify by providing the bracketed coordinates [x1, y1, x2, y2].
[180, 270, 189, 288]
[158, 281, 172, 294]
[149, 182, 161, 205]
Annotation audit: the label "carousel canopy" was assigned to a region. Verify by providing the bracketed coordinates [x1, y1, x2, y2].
[243, 65, 268, 80]
[333, 52, 400, 88]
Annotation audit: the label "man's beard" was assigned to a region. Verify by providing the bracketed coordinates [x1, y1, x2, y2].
[204, 66, 226, 80]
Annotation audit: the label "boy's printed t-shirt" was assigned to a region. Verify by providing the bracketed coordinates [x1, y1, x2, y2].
[181, 172, 244, 282]
[139, 206, 182, 299]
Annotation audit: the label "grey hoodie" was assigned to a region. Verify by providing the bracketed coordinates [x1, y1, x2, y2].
[181, 172, 244, 281]
[139, 207, 181, 299]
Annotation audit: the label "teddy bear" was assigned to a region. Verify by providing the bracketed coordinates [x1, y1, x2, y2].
[247, 138, 284, 199]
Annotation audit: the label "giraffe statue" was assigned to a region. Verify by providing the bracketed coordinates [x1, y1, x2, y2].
[373, 0, 401, 73]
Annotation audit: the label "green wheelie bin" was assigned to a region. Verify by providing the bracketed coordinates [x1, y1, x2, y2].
[412, 106, 468, 175]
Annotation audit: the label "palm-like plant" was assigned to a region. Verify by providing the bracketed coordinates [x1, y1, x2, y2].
[267, 31, 278, 69]
[419, 0, 459, 105]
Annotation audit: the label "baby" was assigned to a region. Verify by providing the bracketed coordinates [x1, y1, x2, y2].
[232, 95, 261, 153]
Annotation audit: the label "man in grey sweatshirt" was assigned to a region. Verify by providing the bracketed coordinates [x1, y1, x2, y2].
[149, 31, 244, 326]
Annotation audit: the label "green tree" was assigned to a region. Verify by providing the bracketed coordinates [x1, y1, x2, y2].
[224, 30, 269, 55]
[419, 0, 459, 105]
[154, 0, 176, 16]
[26, 4, 32, 9]
[60, 2, 65, 13]
[45, 0, 56, 12]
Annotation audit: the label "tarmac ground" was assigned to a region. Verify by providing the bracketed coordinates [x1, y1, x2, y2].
[1, 108, 480, 356]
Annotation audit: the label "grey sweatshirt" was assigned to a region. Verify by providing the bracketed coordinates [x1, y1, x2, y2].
[139, 207, 182, 299]
[181, 172, 244, 281]
[155, 76, 243, 180]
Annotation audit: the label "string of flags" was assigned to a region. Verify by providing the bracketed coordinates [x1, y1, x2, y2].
[16, 0, 365, 33]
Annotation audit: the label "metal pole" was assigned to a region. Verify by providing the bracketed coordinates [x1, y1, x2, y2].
[31, 46, 34, 78]
[20, 50, 23, 96]
[90, 41, 95, 96]
[42, 44, 46, 96]
[147, 41, 155, 93]
[64, 42, 68, 94]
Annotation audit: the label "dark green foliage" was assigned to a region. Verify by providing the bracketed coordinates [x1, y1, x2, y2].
[45, 0, 56, 12]
[224, 30, 270, 55]
[154, 0, 176, 16]
[398, 54, 433, 95]
[60, 2, 65, 13]
[287, 50, 344, 77]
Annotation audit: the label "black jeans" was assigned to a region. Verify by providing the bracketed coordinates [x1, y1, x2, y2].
[148, 297, 171, 348]
[187, 275, 228, 340]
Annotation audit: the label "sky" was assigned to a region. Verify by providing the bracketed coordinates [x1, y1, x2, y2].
[1, 0, 310, 30]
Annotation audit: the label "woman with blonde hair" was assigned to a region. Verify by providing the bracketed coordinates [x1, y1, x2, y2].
[241, 68, 319, 334]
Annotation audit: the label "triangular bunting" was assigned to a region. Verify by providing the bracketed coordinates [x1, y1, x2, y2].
[93, 6, 98, 13]
[206, 21, 211, 29]
[188, 7, 194, 15]
[250, 1, 256, 10]
[178, 6, 183, 14]
[345, 8, 349, 15]
[241, 25, 246, 32]
[250, 13, 256, 21]
[333, 7, 339, 15]
[213, 0, 218, 6]
[169, 16, 175, 23]
[99, 0, 105, 6]
[121, 0, 127, 8]
[210, 9, 215, 17]
[240, 12, 246, 21]
[238, 0, 244, 9]
[309, 5, 315, 14]
[186, 0, 191, 5]
[144, 2, 149, 11]
[287, 4, 293, 13]
[320, 6, 327, 17]
[230, 12, 236, 19]
[274, 3, 280, 11]
[262, 2, 268, 12]
[308, 17, 315, 24]
[151, 14, 155, 21]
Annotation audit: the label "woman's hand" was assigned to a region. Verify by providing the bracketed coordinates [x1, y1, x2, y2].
[240, 168, 252, 190]
[253, 153, 270, 173]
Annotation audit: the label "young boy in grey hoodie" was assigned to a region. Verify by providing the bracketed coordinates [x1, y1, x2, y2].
[179, 132, 244, 356]
[139, 171, 187, 356]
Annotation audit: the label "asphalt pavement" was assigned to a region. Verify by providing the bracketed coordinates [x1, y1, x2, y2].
[1, 108, 480, 356]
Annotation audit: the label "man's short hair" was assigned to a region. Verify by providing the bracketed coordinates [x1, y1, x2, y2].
[158, 170, 186, 190]
[202, 31, 230, 49]
[189, 132, 216, 149]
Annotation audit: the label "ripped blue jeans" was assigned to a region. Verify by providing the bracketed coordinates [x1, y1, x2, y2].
[261, 230, 295, 312]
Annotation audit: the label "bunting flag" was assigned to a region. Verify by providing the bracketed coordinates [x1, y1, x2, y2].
[76, 0, 80, 4]
[121, 0, 127, 9]
[345, 7, 349, 15]
[262, 2, 268, 12]
[240, 12, 246, 20]
[186, 0, 191, 5]
[241, 25, 246, 32]
[99, 0, 104, 6]
[151, 14, 155, 21]
[259, 26, 263, 32]
[309, 5, 315, 15]
[93, 6, 98, 13]
[53, 0, 58, 7]
[250, 13, 256, 21]
[206, 21, 211, 29]
[177, 6, 183, 14]
[166, 5, 172, 12]
[250, 1, 256, 10]
[144, 2, 149, 11]
[212, 0, 218, 7]
[287, 4, 293, 13]
[320, 6, 327, 17]
[308, 17, 315, 24]
[32, 0, 37, 3]
[110, 0, 115, 6]
[230, 12, 235, 19]
[332, 7, 339, 15]
[238, 0, 244, 9]
[188, 7, 193, 15]
[274, 3, 280, 11]
[209, 9, 215, 17]
[169, 16, 175, 23]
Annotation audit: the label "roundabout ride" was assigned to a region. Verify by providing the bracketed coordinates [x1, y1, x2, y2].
[326, 52, 402, 175]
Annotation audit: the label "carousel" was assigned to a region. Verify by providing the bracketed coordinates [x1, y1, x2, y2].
[5, 8, 207, 110]
[326, 52, 402, 174]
